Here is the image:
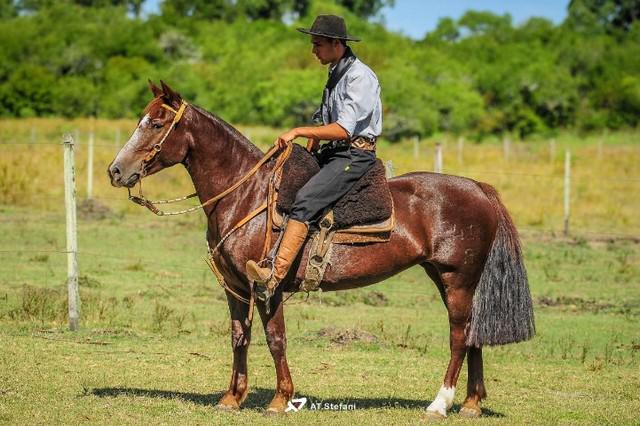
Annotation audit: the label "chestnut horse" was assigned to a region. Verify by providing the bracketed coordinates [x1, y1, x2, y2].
[108, 81, 534, 419]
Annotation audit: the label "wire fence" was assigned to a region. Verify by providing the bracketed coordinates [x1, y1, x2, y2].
[1, 132, 639, 307]
[2, 134, 639, 237]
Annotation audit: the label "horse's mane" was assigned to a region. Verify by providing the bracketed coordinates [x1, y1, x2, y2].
[142, 95, 264, 159]
[190, 103, 264, 157]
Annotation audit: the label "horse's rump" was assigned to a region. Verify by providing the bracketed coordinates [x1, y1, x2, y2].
[276, 144, 393, 229]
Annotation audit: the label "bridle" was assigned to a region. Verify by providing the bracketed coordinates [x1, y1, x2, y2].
[125, 99, 294, 314]
[127, 100, 288, 217]
[140, 100, 189, 173]
[127, 100, 193, 214]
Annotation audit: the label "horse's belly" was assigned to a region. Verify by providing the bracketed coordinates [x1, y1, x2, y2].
[292, 236, 423, 292]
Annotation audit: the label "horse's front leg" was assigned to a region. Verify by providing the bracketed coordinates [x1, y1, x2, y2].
[257, 291, 294, 414]
[216, 294, 252, 410]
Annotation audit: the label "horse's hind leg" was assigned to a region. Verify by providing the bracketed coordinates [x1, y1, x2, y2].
[460, 346, 486, 418]
[423, 269, 475, 419]
[257, 290, 294, 414]
[216, 295, 252, 410]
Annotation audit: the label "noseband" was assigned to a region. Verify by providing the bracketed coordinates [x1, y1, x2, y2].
[127, 100, 292, 220]
[123, 100, 298, 313]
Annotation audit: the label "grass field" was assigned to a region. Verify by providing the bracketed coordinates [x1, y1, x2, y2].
[1, 119, 640, 424]
[1, 119, 639, 236]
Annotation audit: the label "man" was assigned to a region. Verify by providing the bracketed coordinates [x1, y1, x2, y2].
[246, 14, 382, 300]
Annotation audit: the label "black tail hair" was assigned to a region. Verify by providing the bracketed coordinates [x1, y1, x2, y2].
[466, 182, 535, 347]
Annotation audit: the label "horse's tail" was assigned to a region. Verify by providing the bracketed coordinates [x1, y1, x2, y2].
[466, 182, 535, 347]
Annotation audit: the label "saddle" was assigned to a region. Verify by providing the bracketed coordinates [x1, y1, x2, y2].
[274, 144, 393, 230]
[271, 144, 395, 291]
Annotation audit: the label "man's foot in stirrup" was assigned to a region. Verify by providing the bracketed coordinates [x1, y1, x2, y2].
[246, 260, 275, 303]
[246, 259, 271, 284]
[246, 219, 309, 308]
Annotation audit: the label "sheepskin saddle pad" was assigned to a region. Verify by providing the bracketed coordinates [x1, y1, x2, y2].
[275, 144, 393, 230]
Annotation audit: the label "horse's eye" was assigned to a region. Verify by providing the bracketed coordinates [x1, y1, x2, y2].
[152, 121, 163, 129]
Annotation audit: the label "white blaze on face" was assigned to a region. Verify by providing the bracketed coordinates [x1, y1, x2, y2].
[114, 114, 150, 164]
[426, 385, 455, 417]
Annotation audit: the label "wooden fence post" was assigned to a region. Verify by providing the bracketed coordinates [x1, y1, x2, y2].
[115, 127, 121, 151]
[87, 131, 94, 199]
[503, 137, 511, 162]
[597, 139, 603, 160]
[63, 134, 80, 331]
[434, 142, 443, 173]
[385, 160, 395, 178]
[564, 150, 571, 237]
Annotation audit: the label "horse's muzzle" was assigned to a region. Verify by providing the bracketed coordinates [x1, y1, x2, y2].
[108, 162, 139, 188]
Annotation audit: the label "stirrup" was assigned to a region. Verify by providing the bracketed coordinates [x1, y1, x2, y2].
[253, 278, 277, 314]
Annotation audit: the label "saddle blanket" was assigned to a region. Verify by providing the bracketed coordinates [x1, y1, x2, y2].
[276, 144, 393, 230]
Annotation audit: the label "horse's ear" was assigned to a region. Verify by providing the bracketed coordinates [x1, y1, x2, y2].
[160, 80, 182, 109]
[148, 80, 163, 97]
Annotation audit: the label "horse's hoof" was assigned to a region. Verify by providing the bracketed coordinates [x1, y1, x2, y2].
[215, 393, 241, 411]
[422, 410, 446, 422]
[263, 407, 287, 416]
[264, 394, 289, 416]
[215, 403, 239, 412]
[459, 406, 482, 418]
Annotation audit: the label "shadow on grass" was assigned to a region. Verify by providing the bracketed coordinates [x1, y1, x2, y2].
[90, 387, 504, 417]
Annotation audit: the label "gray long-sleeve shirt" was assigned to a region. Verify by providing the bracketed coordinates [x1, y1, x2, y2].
[313, 58, 382, 139]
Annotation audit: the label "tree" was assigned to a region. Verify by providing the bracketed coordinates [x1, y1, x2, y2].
[236, 0, 300, 20]
[426, 17, 460, 43]
[458, 10, 513, 41]
[161, 0, 231, 20]
[16, 0, 145, 16]
[0, 0, 18, 18]
[335, 0, 394, 19]
[568, 0, 640, 32]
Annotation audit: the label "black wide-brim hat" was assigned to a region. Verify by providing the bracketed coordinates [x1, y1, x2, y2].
[297, 14, 361, 42]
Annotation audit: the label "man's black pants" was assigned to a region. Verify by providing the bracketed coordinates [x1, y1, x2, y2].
[290, 144, 376, 223]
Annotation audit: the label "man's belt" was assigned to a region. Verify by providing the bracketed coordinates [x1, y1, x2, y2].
[351, 136, 376, 152]
[321, 136, 377, 152]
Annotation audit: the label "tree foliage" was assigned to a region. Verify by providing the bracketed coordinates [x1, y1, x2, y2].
[0, 0, 638, 139]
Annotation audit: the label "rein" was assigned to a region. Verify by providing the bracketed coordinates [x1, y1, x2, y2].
[126, 100, 295, 314]
[128, 100, 285, 217]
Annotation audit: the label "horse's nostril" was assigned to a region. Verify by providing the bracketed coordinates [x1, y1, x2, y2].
[111, 165, 121, 177]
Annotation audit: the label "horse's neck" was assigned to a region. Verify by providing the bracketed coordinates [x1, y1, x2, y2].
[183, 109, 271, 239]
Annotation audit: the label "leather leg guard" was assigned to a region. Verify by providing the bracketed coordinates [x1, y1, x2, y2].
[246, 219, 308, 302]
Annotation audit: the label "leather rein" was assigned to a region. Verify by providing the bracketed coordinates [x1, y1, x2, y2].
[126, 100, 293, 313]
[128, 100, 287, 217]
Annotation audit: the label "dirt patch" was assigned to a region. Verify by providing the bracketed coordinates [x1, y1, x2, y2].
[78, 199, 114, 220]
[317, 326, 378, 345]
[536, 296, 628, 314]
[362, 291, 389, 307]
[78, 275, 102, 288]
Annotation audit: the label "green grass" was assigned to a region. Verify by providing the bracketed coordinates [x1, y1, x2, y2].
[1, 119, 640, 236]
[1, 207, 639, 424]
[1, 119, 639, 423]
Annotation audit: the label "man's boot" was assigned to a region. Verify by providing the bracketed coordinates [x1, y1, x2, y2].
[246, 219, 309, 301]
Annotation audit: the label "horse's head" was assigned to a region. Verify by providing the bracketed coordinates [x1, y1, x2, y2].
[108, 80, 191, 188]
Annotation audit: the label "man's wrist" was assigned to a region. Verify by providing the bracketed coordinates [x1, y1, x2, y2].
[293, 127, 307, 139]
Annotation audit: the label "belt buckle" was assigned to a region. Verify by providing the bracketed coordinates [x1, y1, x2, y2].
[352, 136, 376, 152]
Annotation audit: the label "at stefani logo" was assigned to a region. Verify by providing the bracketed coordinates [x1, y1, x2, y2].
[285, 397, 308, 412]
[285, 398, 357, 412]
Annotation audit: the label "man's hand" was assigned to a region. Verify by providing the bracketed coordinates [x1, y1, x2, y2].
[273, 123, 348, 150]
[306, 137, 319, 152]
[274, 129, 299, 149]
